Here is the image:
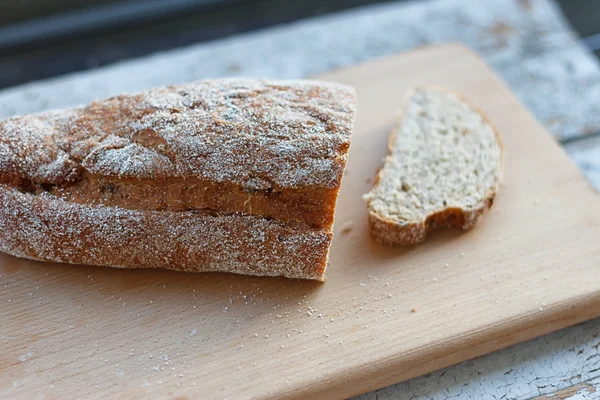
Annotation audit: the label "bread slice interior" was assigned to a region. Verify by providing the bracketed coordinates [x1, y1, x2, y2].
[364, 87, 502, 245]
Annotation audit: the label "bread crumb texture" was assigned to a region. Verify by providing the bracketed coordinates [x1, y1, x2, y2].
[365, 87, 502, 246]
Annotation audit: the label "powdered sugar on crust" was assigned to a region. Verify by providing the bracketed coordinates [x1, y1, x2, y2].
[0, 78, 356, 190]
[0, 185, 330, 280]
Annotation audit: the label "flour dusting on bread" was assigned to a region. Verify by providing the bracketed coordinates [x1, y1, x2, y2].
[0, 78, 357, 280]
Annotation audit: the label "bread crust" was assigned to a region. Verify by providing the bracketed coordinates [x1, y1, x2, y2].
[0, 185, 331, 280]
[0, 78, 356, 279]
[368, 194, 495, 246]
[0, 78, 355, 190]
[366, 87, 502, 246]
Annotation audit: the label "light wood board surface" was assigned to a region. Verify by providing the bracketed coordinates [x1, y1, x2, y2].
[1, 44, 599, 399]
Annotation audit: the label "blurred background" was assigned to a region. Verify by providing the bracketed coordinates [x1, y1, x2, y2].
[0, 0, 596, 89]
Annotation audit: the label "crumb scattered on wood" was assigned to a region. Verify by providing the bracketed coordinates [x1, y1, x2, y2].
[341, 221, 354, 234]
[411, 307, 417, 313]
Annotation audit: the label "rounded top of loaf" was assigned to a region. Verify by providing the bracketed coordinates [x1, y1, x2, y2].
[0, 78, 356, 190]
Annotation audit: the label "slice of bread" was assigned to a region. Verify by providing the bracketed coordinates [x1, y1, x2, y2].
[364, 87, 503, 246]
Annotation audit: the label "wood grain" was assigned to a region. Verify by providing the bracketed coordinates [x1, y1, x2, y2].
[354, 318, 600, 400]
[533, 380, 598, 400]
[1, 44, 600, 399]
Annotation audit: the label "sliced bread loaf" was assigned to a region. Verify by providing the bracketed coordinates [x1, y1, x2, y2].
[0, 78, 356, 280]
[364, 87, 503, 246]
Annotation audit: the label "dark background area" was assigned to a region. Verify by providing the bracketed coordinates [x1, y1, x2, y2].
[0, 0, 597, 89]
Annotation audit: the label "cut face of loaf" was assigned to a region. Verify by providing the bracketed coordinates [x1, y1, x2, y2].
[364, 87, 502, 246]
[0, 78, 356, 280]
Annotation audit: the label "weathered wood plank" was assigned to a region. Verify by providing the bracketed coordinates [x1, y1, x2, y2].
[355, 318, 600, 400]
[565, 135, 600, 191]
[533, 378, 599, 400]
[0, 0, 598, 141]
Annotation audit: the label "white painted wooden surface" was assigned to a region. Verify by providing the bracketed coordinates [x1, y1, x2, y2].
[566, 136, 600, 192]
[0, 0, 599, 398]
[355, 319, 600, 400]
[0, 0, 597, 142]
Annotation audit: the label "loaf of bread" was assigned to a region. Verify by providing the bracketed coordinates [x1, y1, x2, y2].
[0, 78, 357, 280]
[364, 87, 502, 246]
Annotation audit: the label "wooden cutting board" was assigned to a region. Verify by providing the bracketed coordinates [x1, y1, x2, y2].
[1, 44, 599, 400]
